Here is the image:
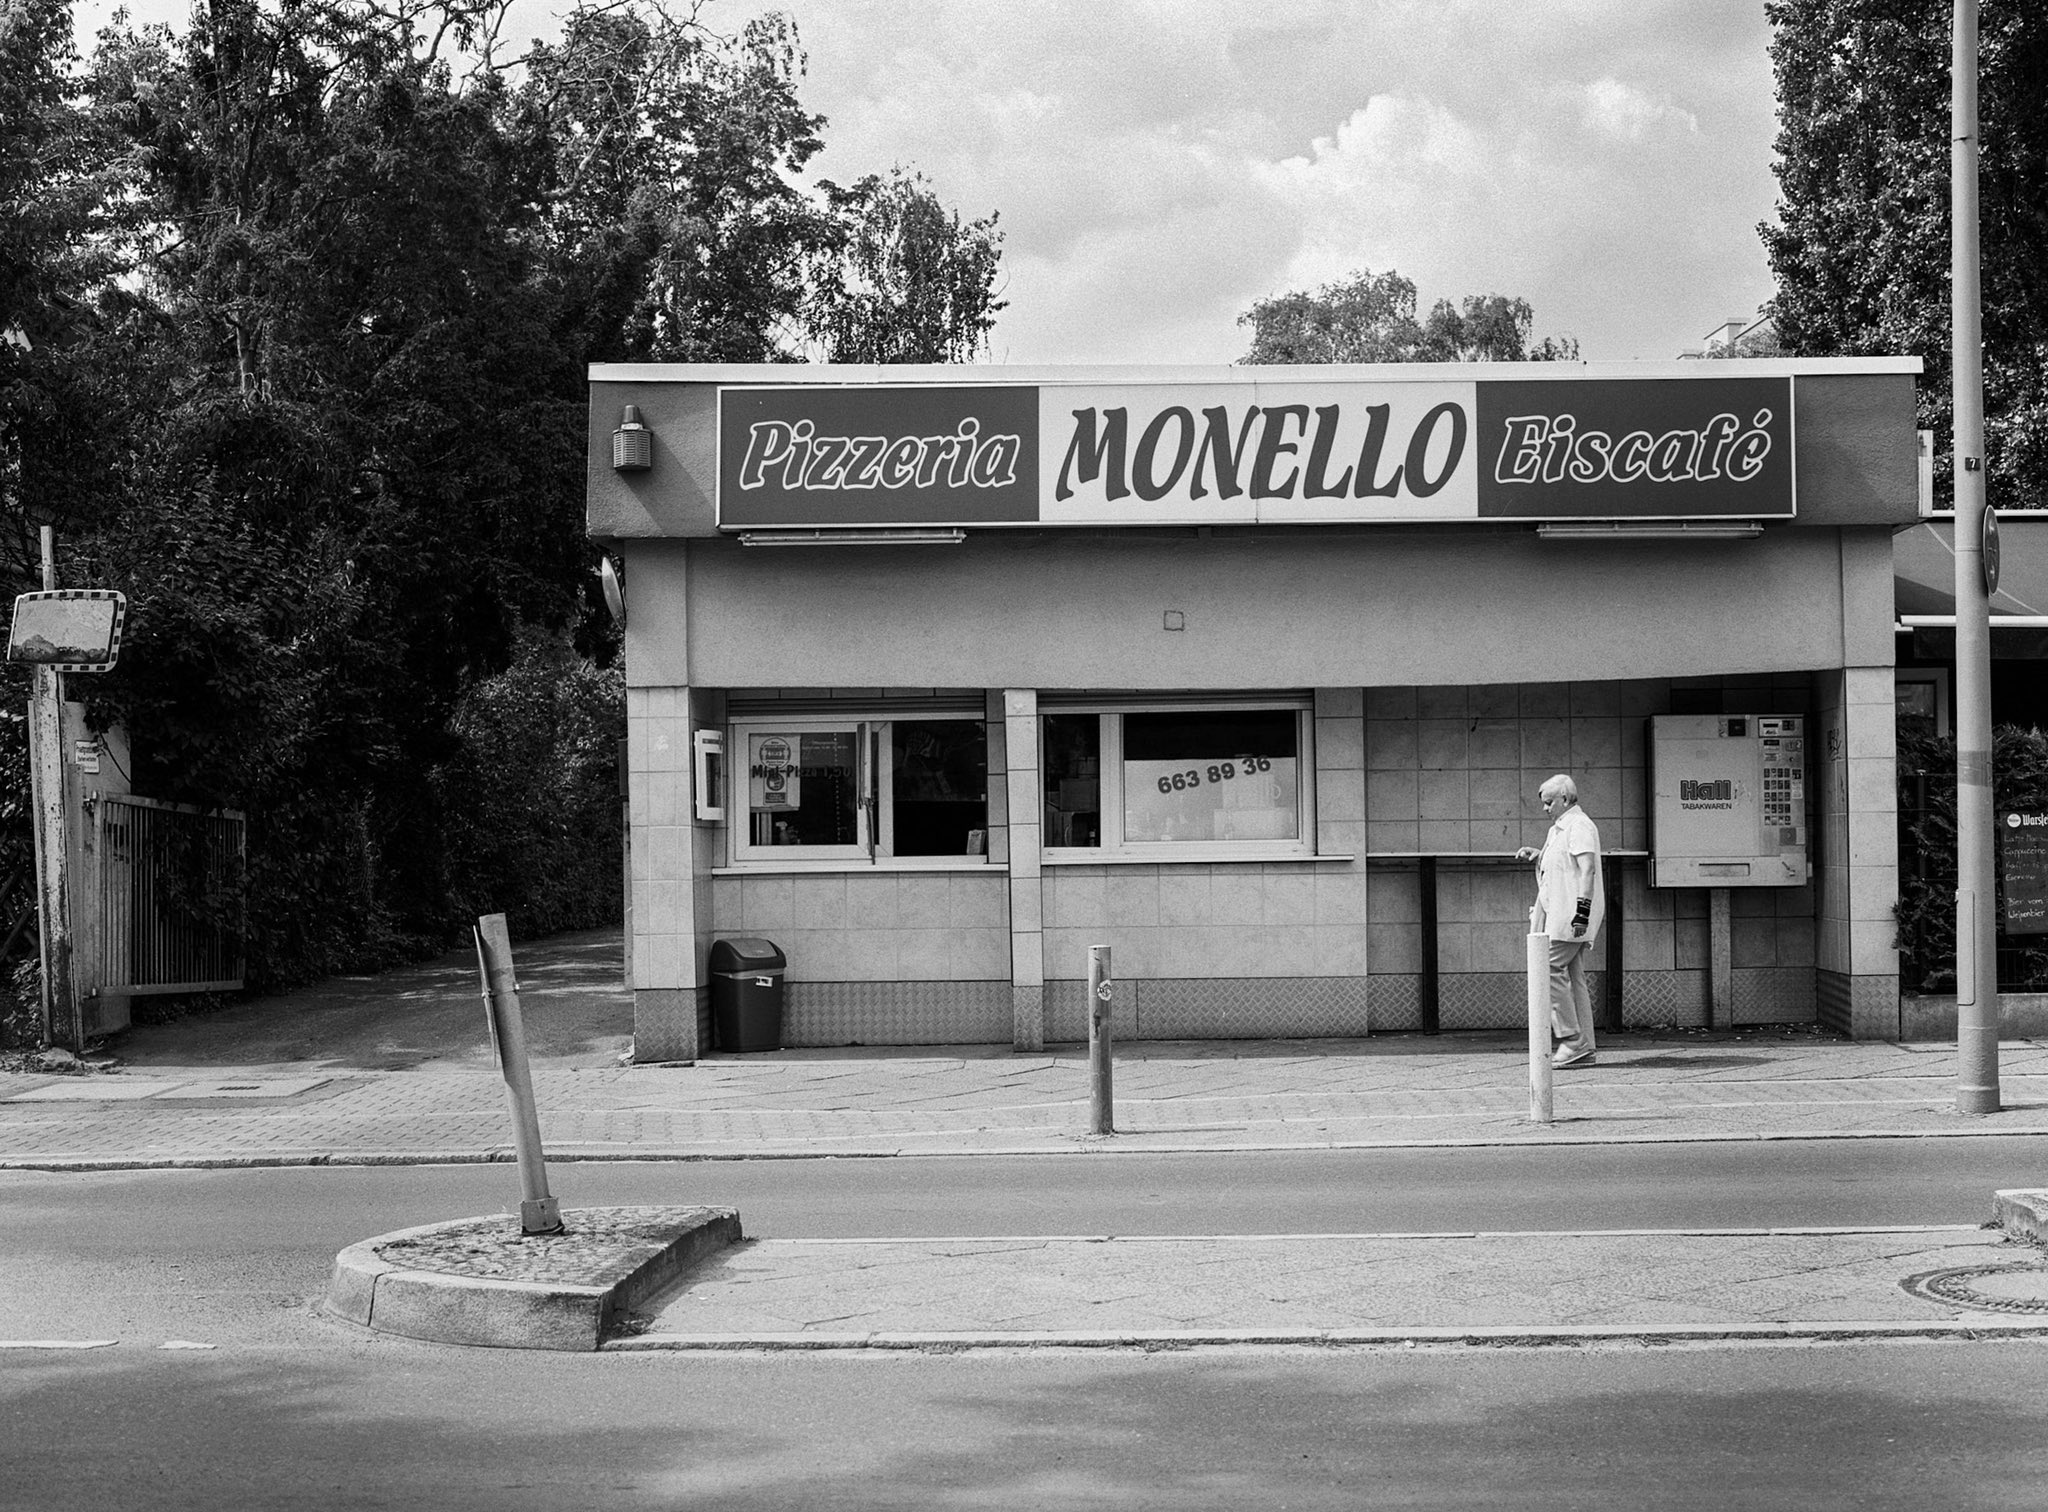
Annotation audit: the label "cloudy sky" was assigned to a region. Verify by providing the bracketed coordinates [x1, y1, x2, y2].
[79, 0, 1789, 365]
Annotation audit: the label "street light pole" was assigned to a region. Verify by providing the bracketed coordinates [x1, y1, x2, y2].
[1952, 0, 1999, 1115]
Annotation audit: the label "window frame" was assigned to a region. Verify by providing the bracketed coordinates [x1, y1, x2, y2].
[730, 717, 870, 863]
[729, 713, 992, 867]
[1040, 698, 1317, 862]
[1894, 668, 1950, 738]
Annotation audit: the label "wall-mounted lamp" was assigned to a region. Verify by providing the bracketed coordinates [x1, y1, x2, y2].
[612, 405, 652, 471]
[598, 555, 626, 628]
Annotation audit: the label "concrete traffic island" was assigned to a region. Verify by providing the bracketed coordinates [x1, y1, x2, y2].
[1993, 1190, 2048, 1246]
[326, 1205, 741, 1351]
[320, 918, 746, 1353]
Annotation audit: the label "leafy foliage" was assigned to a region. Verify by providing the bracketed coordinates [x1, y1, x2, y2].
[803, 168, 1005, 363]
[0, 0, 134, 585]
[433, 629, 623, 939]
[67, 0, 592, 982]
[0, 0, 1005, 999]
[1762, 0, 2048, 508]
[1238, 268, 1579, 364]
[514, 5, 836, 363]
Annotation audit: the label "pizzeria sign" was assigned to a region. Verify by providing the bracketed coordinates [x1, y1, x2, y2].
[716, 375, 1794, 529]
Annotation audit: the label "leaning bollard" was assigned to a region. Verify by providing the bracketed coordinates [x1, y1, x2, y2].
[1526, 929, 1553, 1125]
[1088, 944, 1114, 1135]
[475, 914, 564, 1234]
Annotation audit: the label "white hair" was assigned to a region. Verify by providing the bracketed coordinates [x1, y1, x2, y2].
[1540, 773, 1578, 802]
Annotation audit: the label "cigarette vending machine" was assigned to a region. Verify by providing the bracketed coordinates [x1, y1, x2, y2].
[1648, 714, 1808, 888]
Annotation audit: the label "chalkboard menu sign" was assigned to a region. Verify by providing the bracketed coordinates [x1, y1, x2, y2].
[2000, 812, 2048, 935]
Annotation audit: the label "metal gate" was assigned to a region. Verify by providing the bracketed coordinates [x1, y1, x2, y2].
[96, 795, 246, 994]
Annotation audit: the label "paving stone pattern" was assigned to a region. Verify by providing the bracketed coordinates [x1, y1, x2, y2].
[8, 1043, 2048, 1165]
[375, 1206, 724, 1288]
[636, 1228, 2033, 1341]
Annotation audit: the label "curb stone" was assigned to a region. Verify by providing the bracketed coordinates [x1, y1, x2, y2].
[325, 1205, 740, 1352]
[1994, 1189, 2048, 1247]
[603, 1319, 2048, 1353]
[19, 1120, 2048, 1174]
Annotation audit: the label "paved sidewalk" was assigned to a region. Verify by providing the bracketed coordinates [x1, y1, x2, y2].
[6, 928, 2048, 1168]
[10, 1046, 2048, 1168]
[621, 1223, 2048, 1350]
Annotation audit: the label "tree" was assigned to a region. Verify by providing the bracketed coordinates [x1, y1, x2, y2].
[1238, 269, 1578, 364]
[514, 8, 1003, 368]
[0, 0, 139, 990]
[0, 0, 131, 581]
[514, 4, 838, 364]
[77, 0, 595, 981]
[432, 627, 623, 939]
[1419, 292, 1581, 364]
[802, 168, 1005, 363]
[0, 0, 1008, 997]
[1761, 0, 2048, 507]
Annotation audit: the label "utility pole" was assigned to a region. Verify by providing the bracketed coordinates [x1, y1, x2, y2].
[1952, 0, 2000, 1115]
[26, 527, 76, 1049]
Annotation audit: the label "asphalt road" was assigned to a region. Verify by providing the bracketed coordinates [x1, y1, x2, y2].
[9, 1138, 2048, 1346]
[9, 1338, 2048, 1510]
[8, 1141, 2048, 1509]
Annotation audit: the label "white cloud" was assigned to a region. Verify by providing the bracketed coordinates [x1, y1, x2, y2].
[72, 0, 1788, 365]
[780, 1, 1783, 364]
[1578, 76, 1700, 142]
[1254, 96, 1492, 295]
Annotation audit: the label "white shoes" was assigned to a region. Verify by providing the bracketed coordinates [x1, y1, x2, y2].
[1551, 1045, 1597, 1069]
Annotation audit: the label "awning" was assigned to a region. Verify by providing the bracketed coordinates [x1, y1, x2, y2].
[1897, 516, 2048, 658]
[1895, 516, 2048, 619]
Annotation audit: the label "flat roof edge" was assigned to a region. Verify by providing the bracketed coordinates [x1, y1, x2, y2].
[589, 357, 1925, 384]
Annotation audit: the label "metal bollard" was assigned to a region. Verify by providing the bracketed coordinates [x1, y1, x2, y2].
[475, 914, 564, 1234]
[1088, 944, 1114, 1135]
[1526, 930, 1553, 1125]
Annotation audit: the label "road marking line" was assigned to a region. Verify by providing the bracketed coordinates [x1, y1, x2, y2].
[0, 1340, 118, 1350]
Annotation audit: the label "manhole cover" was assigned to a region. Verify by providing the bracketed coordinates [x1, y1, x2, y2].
[1901, 1264, 2048, 1315]
[154, 1077, 331, 1101]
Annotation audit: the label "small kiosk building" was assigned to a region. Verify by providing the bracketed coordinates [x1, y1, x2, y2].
[587, 360, 1917, 1060]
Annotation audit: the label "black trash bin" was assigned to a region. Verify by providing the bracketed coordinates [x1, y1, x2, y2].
[709, 937, 786, 1051]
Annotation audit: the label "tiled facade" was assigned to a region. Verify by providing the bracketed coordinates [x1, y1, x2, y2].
[624, 684, 704, 1061]
[709, 872, 1010, 980]
[1814, 666, 1903, 1036]
[623, 670, 1890, 1057]
[1359, 674, 1834, 1032]
[1003, 688, 1045, 1051]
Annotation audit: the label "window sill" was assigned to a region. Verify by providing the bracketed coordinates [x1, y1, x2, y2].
[713, 858, 996, 876]
[1043, 851, 1348, 867]
[1364, 850, 1653, 860]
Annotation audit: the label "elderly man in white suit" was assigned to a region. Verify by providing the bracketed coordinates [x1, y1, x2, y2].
[1516, 773, 1605, 1068]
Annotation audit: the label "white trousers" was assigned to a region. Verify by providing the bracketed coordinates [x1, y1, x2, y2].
[1548, 939, 1596, 1056]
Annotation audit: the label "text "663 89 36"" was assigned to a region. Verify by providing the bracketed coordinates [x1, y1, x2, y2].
[1157, 756, 1272, 795]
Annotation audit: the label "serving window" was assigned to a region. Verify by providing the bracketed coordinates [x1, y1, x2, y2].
[732, 716, 988, 864]
[1042, 701, 1313, 859]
